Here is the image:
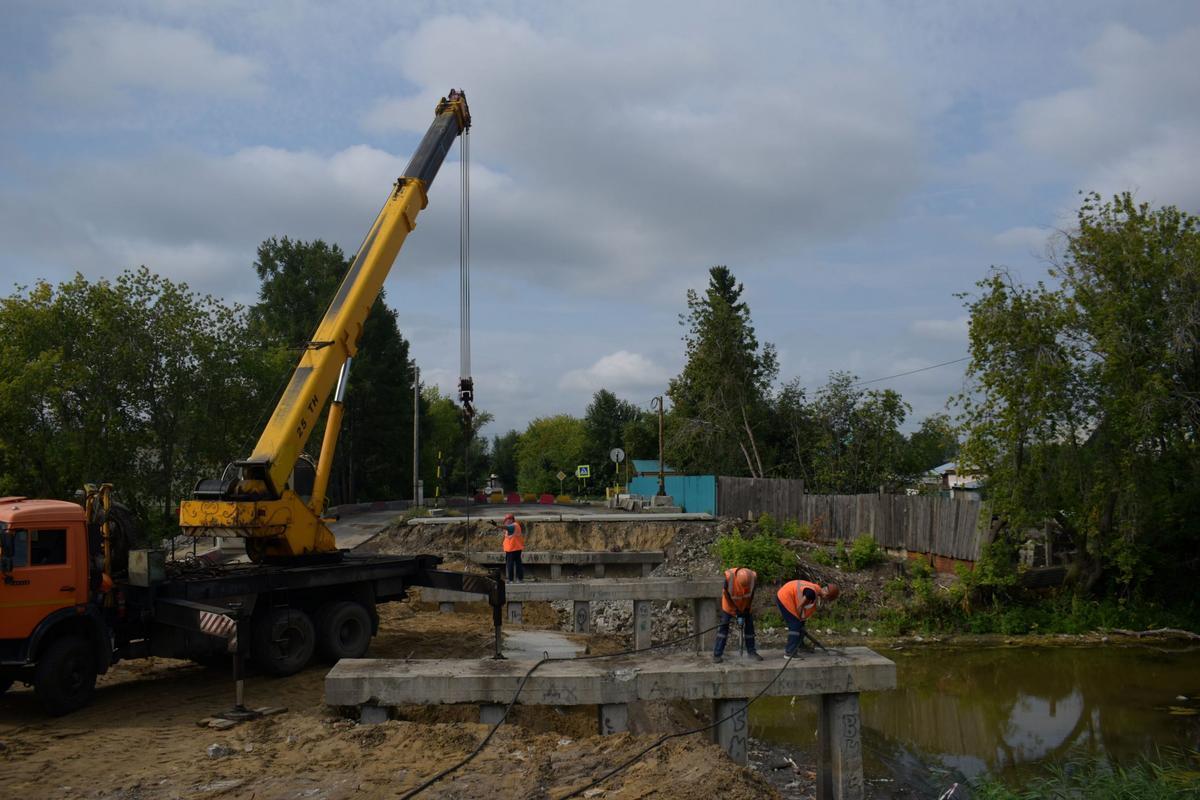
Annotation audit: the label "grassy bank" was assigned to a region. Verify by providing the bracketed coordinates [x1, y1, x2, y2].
[715, 521, 1200, 638]
[970, 751, 1200, 799]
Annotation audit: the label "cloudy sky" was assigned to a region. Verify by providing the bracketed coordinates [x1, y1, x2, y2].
[3, 1, 1198, 437]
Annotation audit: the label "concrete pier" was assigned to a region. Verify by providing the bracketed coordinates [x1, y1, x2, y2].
[328, 647, 895, 798]
[466, 550, 665, 578]
[422, 578, 723, 649]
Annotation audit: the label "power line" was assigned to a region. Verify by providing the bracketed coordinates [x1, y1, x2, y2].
[853, 356, 969, 387]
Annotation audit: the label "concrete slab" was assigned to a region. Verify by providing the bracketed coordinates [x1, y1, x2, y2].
[466, 551, 665, 567]
[418, 578, 719, 604]
[503, 630, 585, 659]
[326, 647, 895, 708]
[409, 513, 713, 524]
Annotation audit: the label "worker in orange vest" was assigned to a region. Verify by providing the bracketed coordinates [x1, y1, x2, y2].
[776, 578, 839, 657]
[499, 512, 525, 582]
[714, 566, 762, 663]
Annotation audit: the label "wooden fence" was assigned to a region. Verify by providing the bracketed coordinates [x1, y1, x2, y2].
[716, 477, 984, 561]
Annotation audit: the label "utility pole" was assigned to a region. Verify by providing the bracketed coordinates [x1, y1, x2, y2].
[412, 365, 420, 507]
[651, 396, 666, 496]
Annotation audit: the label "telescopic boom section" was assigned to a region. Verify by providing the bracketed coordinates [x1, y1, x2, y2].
[179, 90, 471, 561]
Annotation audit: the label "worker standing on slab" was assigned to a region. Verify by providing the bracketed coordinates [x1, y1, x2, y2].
[713, 567, 762, 663]
[500, 512, 525, 583]
[776, 579, 839, 657]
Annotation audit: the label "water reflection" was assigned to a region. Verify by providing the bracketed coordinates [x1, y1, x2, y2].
[751, 646, 1200, 783]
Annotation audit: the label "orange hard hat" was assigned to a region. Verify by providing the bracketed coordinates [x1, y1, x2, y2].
[824, 583, 840, 601]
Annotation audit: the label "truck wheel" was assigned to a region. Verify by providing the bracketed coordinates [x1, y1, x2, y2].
[34, 635, 96, 716]
[252, 608, 316, 676]
[315, 602, 372, 661]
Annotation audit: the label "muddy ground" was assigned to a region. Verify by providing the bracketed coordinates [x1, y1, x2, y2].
[0, 598, 783, 800]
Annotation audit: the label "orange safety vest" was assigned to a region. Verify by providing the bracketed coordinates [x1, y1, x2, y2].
[721, 567, 757, 615]
[777, 579, 822, 621]
[502, 521, 525, 553]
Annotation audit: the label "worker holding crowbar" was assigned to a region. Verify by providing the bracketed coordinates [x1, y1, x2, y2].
[776, 577, 839, 657]
[713, 567, 763, 663]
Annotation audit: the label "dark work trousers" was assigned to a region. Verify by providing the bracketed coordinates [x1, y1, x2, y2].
[776, 598, 807, 656]
[505, 550, 524, 582]
[713, 610, 757, 657]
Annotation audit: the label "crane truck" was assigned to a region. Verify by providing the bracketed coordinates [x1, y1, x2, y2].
[0, 89, 503, 716]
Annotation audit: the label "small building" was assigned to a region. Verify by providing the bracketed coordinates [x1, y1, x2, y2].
[928, 461, 985, 498]
[630, 459, 683, 478]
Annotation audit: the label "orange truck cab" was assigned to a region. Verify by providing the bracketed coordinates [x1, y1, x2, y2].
[0, 497, 112, 714]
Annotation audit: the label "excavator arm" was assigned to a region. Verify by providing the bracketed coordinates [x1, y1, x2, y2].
[180, 90, 471, 560]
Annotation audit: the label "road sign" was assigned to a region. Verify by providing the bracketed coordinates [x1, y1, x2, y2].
[556, 471, 567, 482]
[575, 465, 590, 478]
[610, 447, 625, 463]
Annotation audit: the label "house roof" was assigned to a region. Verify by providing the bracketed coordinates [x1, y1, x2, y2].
[929, 461, 957, 476]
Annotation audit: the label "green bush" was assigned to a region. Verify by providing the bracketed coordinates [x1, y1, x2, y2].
[713, 528, 796, 582]
[847, 534, 885, 570]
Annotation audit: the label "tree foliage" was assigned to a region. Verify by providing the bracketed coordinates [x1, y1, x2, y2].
[668, 266, 778, 477]
[0, 268, 277, 541]
[516, 415, 587, 494]
[249, 237, 418, 504]
[958, 192, 1200, 597]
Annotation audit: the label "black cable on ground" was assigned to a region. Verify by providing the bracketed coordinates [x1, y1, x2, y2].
[555, 652, 800, 800]
[397, 622, 723, 799]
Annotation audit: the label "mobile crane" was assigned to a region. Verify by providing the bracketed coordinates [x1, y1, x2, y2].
[0, 90, 504, 716]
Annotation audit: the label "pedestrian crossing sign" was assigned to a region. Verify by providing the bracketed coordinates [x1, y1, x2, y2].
[575, 465, 590, 478]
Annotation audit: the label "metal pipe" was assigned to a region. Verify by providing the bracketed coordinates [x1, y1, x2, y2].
[311, 358, 352, 515]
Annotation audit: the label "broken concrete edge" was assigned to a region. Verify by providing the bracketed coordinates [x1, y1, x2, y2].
[325, 648, 896, 707]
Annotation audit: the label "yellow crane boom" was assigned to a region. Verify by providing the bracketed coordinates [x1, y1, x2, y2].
[180, 90, 471, 561]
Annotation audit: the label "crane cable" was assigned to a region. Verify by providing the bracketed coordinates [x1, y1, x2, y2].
[458, 127, 474, 418]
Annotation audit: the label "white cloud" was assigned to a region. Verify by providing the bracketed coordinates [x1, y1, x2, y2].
[559, 350, 669, 395]
[992, 226, 1053, 250]
[1013, 23, 1200, 210]
[909, 317, 968, 343]
[360, 14, 923, 288]
[35, 16, 265, 104]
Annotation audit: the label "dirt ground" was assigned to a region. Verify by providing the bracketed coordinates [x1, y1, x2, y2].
[0, 601, 778, 799]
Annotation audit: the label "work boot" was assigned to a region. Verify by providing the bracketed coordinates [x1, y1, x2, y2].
[712, 654, 723, 664]
[747, 651, 764, 661]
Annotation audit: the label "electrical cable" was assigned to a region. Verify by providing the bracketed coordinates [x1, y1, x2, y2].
[556, 651, 802, 799]
[398, 621, 724, 799]
[852, 356, 969, 387]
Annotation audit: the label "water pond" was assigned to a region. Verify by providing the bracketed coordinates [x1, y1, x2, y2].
[751, 644, 1200, 793]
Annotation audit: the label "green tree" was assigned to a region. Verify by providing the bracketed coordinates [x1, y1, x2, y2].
[249, 237, 418, 504]
[0, 268, 275, 541]
[583, 389, 641, 486]
[420, 386, 492, 497]
[668, 266, 778, 477]
[899, 413, 960, 484]
[516, 415, 587, 494]
[958, 192, 1200, 597]
[490, 430, 521, 494]
[807, 372, 910, 493]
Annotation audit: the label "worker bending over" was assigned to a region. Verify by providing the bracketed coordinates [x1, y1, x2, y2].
[776, 578, 839, 657]
[500, 512, 525, 583]
[713, 567, 763, 663]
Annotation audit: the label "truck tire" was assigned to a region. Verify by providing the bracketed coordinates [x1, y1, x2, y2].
[315, 601, 372, 661]
[34, 635, 97, 716]
[252, 608, 316, 676]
